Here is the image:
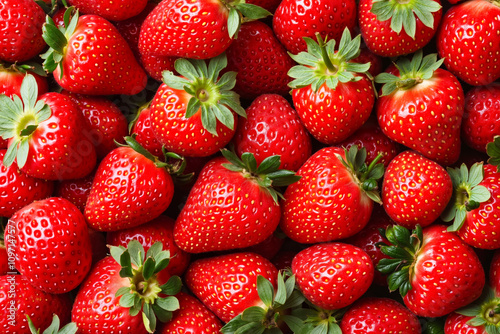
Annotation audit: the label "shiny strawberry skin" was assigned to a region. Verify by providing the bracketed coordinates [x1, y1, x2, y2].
[292, 242, 374, 310]
[292, 76, 375, 145]
[138, 0, 232, 59]
[174, 156, 281, 253]
[0, 149, 54, 218]
[444, 312, 486, 334]
[131, 106, 164, 157]
[233, 94, 312, 171]
[382, 150, 453, 228]
[54, 171, 94, 212]
[67, 0, 148, 21]
[436, 0, 500, 86]
[376, 68, 464, 166]
[6, 197, 93, 294]
[273, 0, 357, 54]
[0, 0, 46, 63]
[280, 147, 374, 244]
[85, 146, 174, 231]
[184, 252, 278, 323]
[0, 66, 48, 99]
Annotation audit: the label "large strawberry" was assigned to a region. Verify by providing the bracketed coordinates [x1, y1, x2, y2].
[436, 0, 500, 86]
[174, 149, 300, 253]
[138, 0, 270, 60]
[149, 54, 246, 157]
[288, 28, 375, 145]
[6, 197, 93, 294]
[280, 145, 384, 244]
[0, 74, 97, 180]
[358, 0, 442, 57]
[67, 0, 148, 21]
[375, 51, 464, 166]
[378, 224, 485, 317]
[41, 10, 147, 95]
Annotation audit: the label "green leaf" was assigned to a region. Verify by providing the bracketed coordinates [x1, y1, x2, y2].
[3, 139, 19, 167]
[128, 240, 145, 267]
[211, 104, 235, 130]
[257, 275, 274, 307]
[155, 295, 180, 312]
[115, 286, 130, 297]
[217, 71, 238, 91]
[151, 304, 173, 323]
[142, 257, 156, 281]
[200, 104, 217, 136]
[274, 272, 287, 306]
[110, 245, 126, 264]
[162, 71, 190, 90]
[142, 303, 157, 333]
[119, 292, 136, 308]
[174, 58, 199, 81]
[58, 322, 78, 334]
[234, 322, 265, 334]
[469, 185, 491, 203]
[146, 242, 163, 260]
[256, 155, 281, 175]
[42, 20, 67, 54]
[161, 275, 182, 296]
[468, 162, 485, 187]
[241, 306, 267, 322]
[311, 322, 328, 334]
[227, 8, 240, 39]
[20, 74, 38, 110]
[235, 3, 271, 20]
[208, 53, 228, 82]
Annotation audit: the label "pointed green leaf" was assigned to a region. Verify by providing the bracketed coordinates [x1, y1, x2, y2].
[156, 295, 180, 312]
[142, 257, 156, 281]
[211, 104, 235, 130]
[234, 322, 265, 334]
[162, 71, 190, 90]
[241, 306, 267, 322]
[120, 292, 136, 308]
[235, 3, 271, 20]
[142, 303, 157, 334]
[217, 71, 237, 92]
[200, 104, 217, 135]
[468, 162, 485, 187]
[151, 304, 173, 323]
[227, 8, 240, 39]
[146, 242, 163, 260]
[58, 322, 78, 334]
[128, 240, 145, 267]
[469, 185, 491, 203]
[115, 286, 131, 297]
[42, 20, 68, 54]
[160, 275, 182, 296]
[257, 275, 274, 307]
[110, 245, 126, 264]
[16, 138, 30, 169]
[20, 75, 38, 110]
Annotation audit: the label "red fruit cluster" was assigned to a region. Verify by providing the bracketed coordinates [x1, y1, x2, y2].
[1, 0, 500, 333]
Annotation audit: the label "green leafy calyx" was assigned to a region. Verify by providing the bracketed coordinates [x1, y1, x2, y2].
[440, 162, 491, 232]
[162, 53, 246, 136]
[110, 240, 182, 333]
[375, 50, 444, 96]
[27, 314, 78, 334]
[456, 287, 500, 332]
[487, 136, 500, 172]
[288, 28, 371, 92]
[225, 1, 272, 38]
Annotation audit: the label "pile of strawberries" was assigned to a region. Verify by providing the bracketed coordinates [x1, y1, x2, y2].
[1, 0, 500, 332]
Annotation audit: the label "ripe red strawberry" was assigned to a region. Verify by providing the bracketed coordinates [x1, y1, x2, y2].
[138, 0, 270, 60]
[41, 10, 147, 95]
[272, 0, 357, 55]
[184, 252, 279, 323]
[233, 94, 312, 172]
[174, 149, 299, 253]
[340, 297, 421, 333]
[67, 0, 148, 21]
[61, 91, 128, 159]
[54, 171, 95, 212]
[358, 0, 442, 57]
[375, 51, 464, 166]
[0, 149, 54, 218]
[292, 242, 374, 310]
[0, 0, 46, 63]
[156, 292, 223, 333]
[224, 21, 295, 100]
[72, 241, 182, 333]
[280, 145, 384, 244]
[149, 54, 246, 157]
[0, 63, 48, 99]
[84, 136, 175, 231]
[6, 197, 93, 294]
[288, 29, 375, 144]
[462, 83, 500, 153]
[382, 150, 453, 228]
[378, 224, 485, 317]
[0, 75, 97, 180]
[0, 275, 72, 333]
[130, 103, 164, 157]
[436, 0, 500, 86]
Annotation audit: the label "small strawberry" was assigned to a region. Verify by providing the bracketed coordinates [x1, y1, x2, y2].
[41, 9, 147, 95]
[130, 103, 164, 157]
[232, 94, 312, 172]
[375, 51, 464, 166]
[67, 0, 148, 21]
[174, 149, 300, 253]
[54, 171, 95, 212]
[436, 0, 500, 86]
[288, 28, 375, 145]
[382, 150, 453, 228]
[0, 62, 48, 99]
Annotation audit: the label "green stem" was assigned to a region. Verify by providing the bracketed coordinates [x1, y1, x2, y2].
[360, 153, 383, 182]
[316, 33, 337, 74]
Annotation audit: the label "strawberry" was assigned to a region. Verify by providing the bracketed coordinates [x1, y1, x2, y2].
[375, 51, 464, 166]
[462, 83, 500, 153]
[149, 54, 246, 157]
[232, 94, 312, 172]
[382, 150, 453, 228]
[0, 0, 46, 63]
[72, 241, 182, 333]
[0, 149, 54, 218]
[84, 136, 175, 232]
[280, 145, 384, 244]
[0, 275, 72, 333]
[138, 0, 270, 60]
[223, 21, 295, 101]
[174, 149, 300, 253]
[436, 0, 500, 86]
[340, 297, 421, 333]
[377, 224, 485, 317]
[130, 103, 164, 157]
[0, 62, 48, 99]
[6, 197, 93, 293]
[54, 171, 95, 212]
[288, 29, 375, 145]
[41, 10, 147, 95]
[272, 0, 357, 55]
[67, 0, 148, 21]
[0, 74, 97, 181]
[358, 0, 442, 57]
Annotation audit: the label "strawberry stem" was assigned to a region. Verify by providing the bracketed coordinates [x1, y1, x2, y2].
[316, 33, 338, 74]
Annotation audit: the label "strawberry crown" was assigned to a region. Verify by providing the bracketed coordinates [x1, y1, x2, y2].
[487, 136, 500, 172]
[27, 314, 77, 334]
[375, 50, 444, 96]
[456, 287, 500, 330]
[162, 53, 247, 136]
[223, 0, 271, 38]
[221, 148, 301, 203]
[440, 162, 491, 232]
[0, 61, 47, 77]
[288, 28, 371, 92]
[370, 0, 441, 38]
[0, 74, 51, 169]
[110, 240, 182, 333]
